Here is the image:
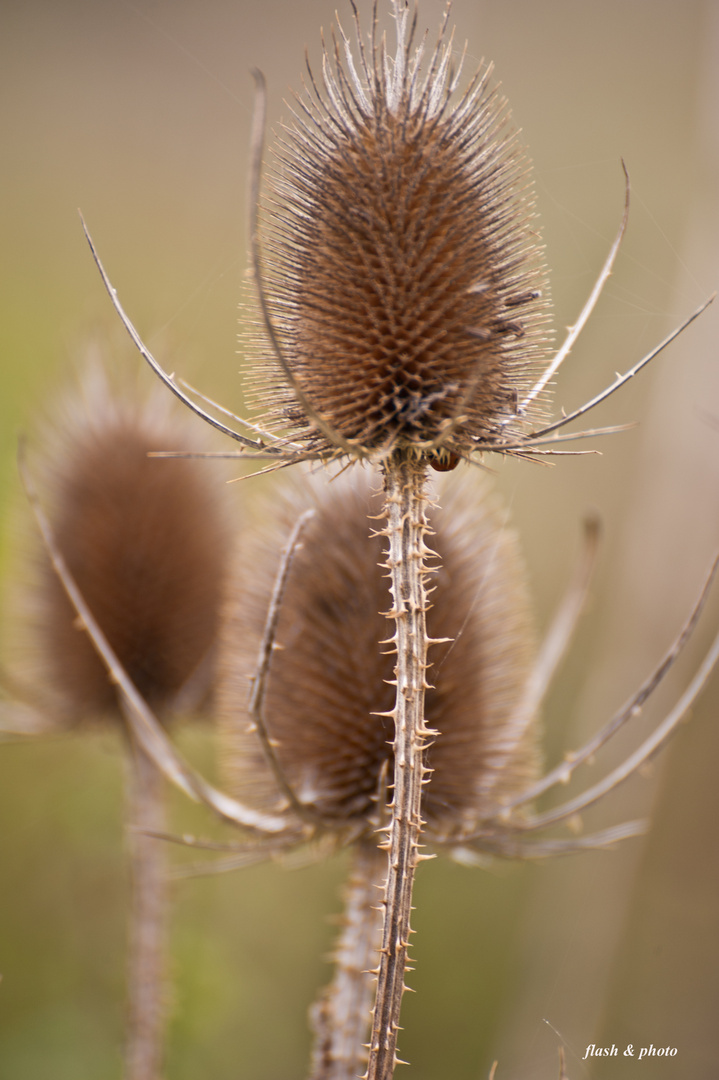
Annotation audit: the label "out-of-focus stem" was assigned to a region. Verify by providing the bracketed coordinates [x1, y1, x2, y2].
[309, 841, 387, 1080]
[124, 739, 168, 1080]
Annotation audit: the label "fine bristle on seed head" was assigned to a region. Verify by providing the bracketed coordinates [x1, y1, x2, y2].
[253, 1, 552, 463]
[219, 469, 537, 841]
[20, 364, 234, 725]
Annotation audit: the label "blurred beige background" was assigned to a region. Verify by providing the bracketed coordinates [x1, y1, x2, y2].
[1, 1, 718, 1077]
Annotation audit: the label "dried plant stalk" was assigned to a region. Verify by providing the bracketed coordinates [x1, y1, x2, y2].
[247, 5, 549, 1065]
[13, 365, 234, 1080]
[124, 737, 168, 1080]
[367, 456, 435, 1078]
[310, 842, 387, 1080]
[219, 465, 537, 1077]
[31, 383, 719, 1076]
[74, 1, 717, 1076]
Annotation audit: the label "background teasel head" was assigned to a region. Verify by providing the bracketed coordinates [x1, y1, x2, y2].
[219, 470, 537, 843]
[254, 0, 552, 466]
[16, 363, 233, 728]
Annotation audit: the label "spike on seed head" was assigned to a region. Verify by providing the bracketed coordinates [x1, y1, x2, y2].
[255, 1, 551, 463]
[20, 363, 233, 724]
[219, 469, 538, 840]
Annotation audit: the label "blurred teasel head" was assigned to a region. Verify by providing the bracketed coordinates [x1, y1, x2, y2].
[219, 470, 537, 844]
[18, 363, 233, 727]
[254, 0, 551, 467]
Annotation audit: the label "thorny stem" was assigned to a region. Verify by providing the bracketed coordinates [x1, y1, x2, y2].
[124, 739, 168, 1080]
[309, 842, 387, 1080]
[366, 455, 436, 1080]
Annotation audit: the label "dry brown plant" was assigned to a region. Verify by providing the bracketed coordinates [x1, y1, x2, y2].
[12, 2, 718, 1078]
[3, 364, 233, 1080]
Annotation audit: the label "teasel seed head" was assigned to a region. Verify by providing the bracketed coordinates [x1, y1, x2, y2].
[20, 363, 233, 725]
[219, 469, 537, 843]
[255, 1, 551, 465]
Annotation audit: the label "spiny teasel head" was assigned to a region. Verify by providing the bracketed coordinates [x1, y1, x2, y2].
[219, 469, 538, 842]
[254, 0, 551, 466]
[20, 364, 233, 725]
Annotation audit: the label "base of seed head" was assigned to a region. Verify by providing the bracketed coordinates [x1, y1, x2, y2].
[219, 468, 537, 840]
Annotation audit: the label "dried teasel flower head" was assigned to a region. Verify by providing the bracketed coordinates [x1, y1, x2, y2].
[219, 469, 537, 843]
[254, 0, 551, 467]
[18, 362, 233, 726]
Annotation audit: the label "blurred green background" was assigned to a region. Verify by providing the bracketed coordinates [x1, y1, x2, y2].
[2, 0, 719, 1077]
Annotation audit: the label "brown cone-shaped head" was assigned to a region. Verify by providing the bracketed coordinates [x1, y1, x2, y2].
[219, 470, 537, 842]
[25, 365, 233, 724]
[257, 2, 551, 463]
